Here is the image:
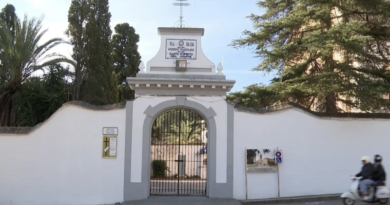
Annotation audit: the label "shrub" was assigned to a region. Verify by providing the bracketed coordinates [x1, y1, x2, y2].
[152, 160, 167, 178]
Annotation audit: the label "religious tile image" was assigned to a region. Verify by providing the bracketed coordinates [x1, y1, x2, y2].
[246, 149, 277, 173]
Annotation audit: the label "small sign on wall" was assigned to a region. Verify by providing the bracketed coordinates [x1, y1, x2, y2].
[102, 127, 118, 158]
[102, 136, 117, 158]
[103, 127, 118, 135]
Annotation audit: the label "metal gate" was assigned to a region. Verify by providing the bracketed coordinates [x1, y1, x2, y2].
[150, 109, 207, 195]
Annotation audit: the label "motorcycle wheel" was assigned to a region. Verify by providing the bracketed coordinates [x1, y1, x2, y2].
[379, 198, 388, 204]
[343, 198, 355, 205]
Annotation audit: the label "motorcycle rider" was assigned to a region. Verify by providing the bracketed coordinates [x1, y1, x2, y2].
[373, 154, 386, 185]
[355, 156, 376, 200]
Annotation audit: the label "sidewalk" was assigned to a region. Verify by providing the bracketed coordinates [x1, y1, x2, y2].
[123, 196, 241, 205]
[240, 194, 341, 205]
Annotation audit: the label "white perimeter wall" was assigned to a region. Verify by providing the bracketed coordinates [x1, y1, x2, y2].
[0, 104, 126, 205]
[234, 108, 390, 200]
[5, 98, 388, 203]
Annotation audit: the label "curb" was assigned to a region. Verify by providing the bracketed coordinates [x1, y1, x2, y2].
[240, 194, 341, 205]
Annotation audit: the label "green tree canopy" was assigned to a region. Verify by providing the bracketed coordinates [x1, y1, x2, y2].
[111, 23, 141, 101]
[0, 4, 16, 36]
[227, 84, 283, 108]
[66, 0, 88, 101]
[67, 0, 117, 105]
[231, 0, 390, 113]
[151, 109, 207, 145]
[17, 64, 73, 126]
[0, 13, 68, 126]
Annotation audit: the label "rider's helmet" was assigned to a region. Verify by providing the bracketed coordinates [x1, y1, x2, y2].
[361, 156, 370, 164]
[374, 154, 382, 163]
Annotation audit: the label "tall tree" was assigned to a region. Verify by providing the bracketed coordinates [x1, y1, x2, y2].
[0, 14, 67, 126]
[67, 0, 117, 105]
[111, 23, 141, 101]
[232, 0, 390, 113]
[0, 4, 16, 37]
[66, 0, 88, 101]
[0, 4, 17, 92]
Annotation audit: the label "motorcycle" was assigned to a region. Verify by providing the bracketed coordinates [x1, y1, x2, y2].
[341, 176, 390, 205]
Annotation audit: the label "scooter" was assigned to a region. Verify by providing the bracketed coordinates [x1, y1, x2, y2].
[341, 177, 390, 205]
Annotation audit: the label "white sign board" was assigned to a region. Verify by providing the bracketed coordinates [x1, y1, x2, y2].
[103, 127, 118, 135]
[165, 39, 197, 60]
[109, 138, 117, 156]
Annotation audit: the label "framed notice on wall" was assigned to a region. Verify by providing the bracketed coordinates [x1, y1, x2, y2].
[102, 127, 118, 158]
[246, 148, 277, 173]
[165, 39, 197, 60]
[102, 136, 117, 158]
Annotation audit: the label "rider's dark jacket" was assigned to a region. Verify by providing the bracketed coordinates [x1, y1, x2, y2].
[373, 163, 387, 182]
[356, 163, 375, 180]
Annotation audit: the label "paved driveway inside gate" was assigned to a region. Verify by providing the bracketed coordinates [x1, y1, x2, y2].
[150, 180, 206, 195]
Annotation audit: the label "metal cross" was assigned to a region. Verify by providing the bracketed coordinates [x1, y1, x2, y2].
[104, 138, 110, 156]
[172, 0, 190, 28]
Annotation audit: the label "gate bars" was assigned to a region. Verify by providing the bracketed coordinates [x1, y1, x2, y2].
[150, 109, 207, 195]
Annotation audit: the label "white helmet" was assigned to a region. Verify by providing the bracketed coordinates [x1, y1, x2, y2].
[361, 156, 370, 163]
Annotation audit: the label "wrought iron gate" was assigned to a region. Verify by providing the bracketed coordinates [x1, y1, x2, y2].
[150, 109, 207, 196]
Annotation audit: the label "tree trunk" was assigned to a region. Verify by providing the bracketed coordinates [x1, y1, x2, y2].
[325, 93, 338, 113]
[0, 94, 13, 126]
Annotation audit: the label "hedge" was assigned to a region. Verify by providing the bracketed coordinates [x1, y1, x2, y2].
[152, 160, 167, 178]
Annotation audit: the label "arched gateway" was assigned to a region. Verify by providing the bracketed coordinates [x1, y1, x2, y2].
[150, 108, 208, 195]
[124, 27, 235, 201]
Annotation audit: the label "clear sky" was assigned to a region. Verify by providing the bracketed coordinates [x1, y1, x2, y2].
[6, 0, 274, 92]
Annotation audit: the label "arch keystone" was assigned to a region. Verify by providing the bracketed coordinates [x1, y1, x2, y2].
[206, 107, 217, 119]
[176, 96, 186, 106]
[144, 105, 154, 117]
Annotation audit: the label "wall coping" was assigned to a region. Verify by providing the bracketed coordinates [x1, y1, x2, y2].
[3, 99, 390, 134]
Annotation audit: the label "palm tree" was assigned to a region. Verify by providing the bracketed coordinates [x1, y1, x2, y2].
[17, 64, 74, 126]
[151, 109, 207, 144]
[0, 15, 70, 126]
[167, 112, 205, 144]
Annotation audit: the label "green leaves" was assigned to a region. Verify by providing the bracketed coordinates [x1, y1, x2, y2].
[227, 84, 284, 108]
[0, 8, 68, 126]
[17, 66, 71, 126]
[111, 23, 141, 102]
[151, 110, 206, 145]
[231, 0, 390, 113]
[67, 0, 140, 105]
[0, 1, 143, 127]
